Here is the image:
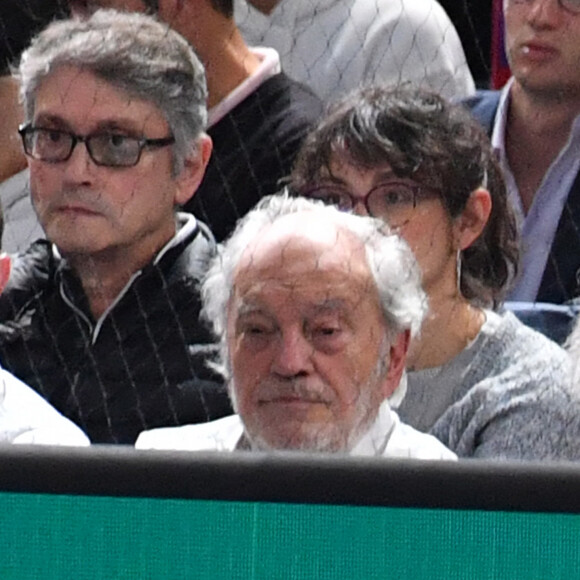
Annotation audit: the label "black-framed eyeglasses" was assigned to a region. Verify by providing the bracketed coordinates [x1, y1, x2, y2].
[18, 124, 175, 168]
[510, 0, 580, 14]
[298, 181, 438, 228]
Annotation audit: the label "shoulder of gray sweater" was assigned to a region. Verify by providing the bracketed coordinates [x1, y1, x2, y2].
[463, 310, 570, 385]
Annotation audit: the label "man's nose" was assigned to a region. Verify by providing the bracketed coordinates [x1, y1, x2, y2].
[271, 329, 313, 378]
[62, 141, 96, 186]
[527, 0, 565, 28]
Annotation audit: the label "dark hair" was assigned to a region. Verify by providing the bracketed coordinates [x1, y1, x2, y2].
[291, 86, 519, 308]
[209, 0, 233, 17]
[141, 0, 159, 11]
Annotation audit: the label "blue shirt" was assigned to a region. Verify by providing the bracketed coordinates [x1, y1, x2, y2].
[492, 79, 580, 301]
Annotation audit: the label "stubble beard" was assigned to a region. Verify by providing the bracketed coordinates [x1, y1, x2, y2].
[230, 353, 390, 454]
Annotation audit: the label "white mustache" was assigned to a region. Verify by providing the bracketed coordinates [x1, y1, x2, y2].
[256, 379, 335, 405]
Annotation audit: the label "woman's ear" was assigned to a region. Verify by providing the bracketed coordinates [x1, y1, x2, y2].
[454, 187, 492, 251]
[174, 133, 213, 207]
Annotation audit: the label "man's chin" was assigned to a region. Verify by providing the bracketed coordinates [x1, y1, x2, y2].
[245, 422, 344, 454]
[47, 239, 107, 256]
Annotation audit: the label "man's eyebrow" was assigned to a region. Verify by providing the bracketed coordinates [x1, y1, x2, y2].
[236, 302, 267, 317]
[93, 119, 145, 135]
[32, 114, 70, 129]
[31, 115, 146, 136]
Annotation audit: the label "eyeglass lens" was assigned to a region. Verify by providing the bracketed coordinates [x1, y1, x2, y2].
[24, 128, 142, 167]
[302, 182, 423, 228]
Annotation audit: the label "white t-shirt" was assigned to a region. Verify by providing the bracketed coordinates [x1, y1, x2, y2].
[235, 0, 475, 101]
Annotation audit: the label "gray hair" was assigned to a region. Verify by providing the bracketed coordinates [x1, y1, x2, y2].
[17, 9, 208, 175]
[201, 192, 428, 377]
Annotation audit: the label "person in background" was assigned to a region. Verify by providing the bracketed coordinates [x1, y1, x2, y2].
[0, 0, 66, 184]
[463, 0, 580, 303]
[234, 0, 475, 102]
[0, 0, 69, 251]
[292, 85, 580, 461]
[0, 10, 232, 444]
[137, 195, 456, 460]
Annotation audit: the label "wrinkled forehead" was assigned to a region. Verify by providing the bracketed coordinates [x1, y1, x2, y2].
[32, 65, 167, 133]
[231, 214, 379, 311]
[230, 268, 381, 331]
[239, 213, 368, 274]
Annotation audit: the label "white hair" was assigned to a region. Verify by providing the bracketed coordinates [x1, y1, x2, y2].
[201, 192, 428, 377]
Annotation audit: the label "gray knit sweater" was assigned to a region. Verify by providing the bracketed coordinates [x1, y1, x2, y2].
[398, 311, 580, 461]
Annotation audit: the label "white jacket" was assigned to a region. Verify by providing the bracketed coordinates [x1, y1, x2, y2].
[0, 367, 89, 446]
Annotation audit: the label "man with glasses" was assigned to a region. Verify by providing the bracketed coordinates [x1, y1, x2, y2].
[464, 0, 580, 304]
[66, 0, 322, 244]
[0, 10, 232, 444]
[1, 0, 321, 251]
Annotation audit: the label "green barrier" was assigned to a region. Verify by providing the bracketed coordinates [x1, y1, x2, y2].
[2, 446, 580, 579]
[2, 493, 580, 579]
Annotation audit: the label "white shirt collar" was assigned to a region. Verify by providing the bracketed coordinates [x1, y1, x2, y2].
[490, 77, 514, 155]
[53, 212, 197, 266]
[491, 78, 580, 300]
[56, 212, 199, 341]
[349, 400, 397, 457]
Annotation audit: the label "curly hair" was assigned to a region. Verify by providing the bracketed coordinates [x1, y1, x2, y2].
[291, 85, 519, 308]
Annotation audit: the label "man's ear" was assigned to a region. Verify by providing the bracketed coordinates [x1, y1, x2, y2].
[174, 133, 213, 206]
[454, 187, 492, 251]
[381, 329, 410, 399]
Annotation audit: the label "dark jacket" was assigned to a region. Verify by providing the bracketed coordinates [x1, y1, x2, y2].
[0, 215, 232, 444]
[185, 72, 322, 242]
[464, 90, 580, 304]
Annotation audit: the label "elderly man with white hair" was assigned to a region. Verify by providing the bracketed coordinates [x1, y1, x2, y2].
[137, 195, 455, 459]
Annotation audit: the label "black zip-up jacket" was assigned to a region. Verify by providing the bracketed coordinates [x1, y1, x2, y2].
[0, 215, 232, 444]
